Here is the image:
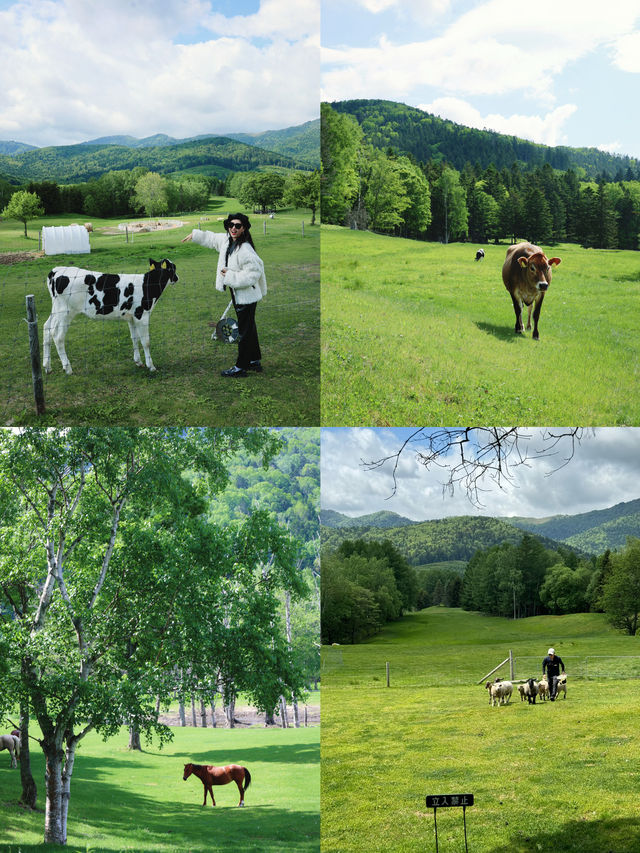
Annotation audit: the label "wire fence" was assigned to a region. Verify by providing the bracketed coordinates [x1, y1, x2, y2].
[321, 649, 640, 690]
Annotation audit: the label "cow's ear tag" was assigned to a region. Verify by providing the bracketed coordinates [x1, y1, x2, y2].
[161, 261, 167, 269]
[518, 257, 529, 268]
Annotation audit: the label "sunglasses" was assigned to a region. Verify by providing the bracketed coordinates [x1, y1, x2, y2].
[228, 222, 244, 230]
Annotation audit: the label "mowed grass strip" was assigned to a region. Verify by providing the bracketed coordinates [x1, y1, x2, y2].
[321, 608, 640, 853]
[321, 226, 640, 425]
[0, 202, 319, 426]
[0, 724, 319, 852]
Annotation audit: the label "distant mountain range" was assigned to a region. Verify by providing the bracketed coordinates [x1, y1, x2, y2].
[328, 99, 639, 180]
[320, 509, 416, 529]
[322, 498, 640, 564]
[0, 119, 319, 184]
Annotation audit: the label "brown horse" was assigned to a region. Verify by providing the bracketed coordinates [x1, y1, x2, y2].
[183, 763, 251, 807]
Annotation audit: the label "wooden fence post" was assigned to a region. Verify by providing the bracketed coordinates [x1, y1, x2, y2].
[386, 661, 390, 687]
[25, 295, 45, 415]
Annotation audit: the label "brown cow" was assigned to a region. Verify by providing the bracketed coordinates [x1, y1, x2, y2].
[502, 242, 561, 340]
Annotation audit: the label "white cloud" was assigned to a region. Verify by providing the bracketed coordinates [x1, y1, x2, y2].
[613, 31, 640, 72]
[353, 0, 450, 14]
[0, 0, 319, 146]
[418, 97, 578, 146]
[202, 0, 318, 41]
[597, 141, 623, 154]
[322, 0, 640, 106]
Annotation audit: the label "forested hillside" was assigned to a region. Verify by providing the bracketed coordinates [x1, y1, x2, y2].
[506, 498, 640, 550]
[0, 135, 303, 184]
[321, 515, 580, 565]
[320, 509, 416, 528]
[330, 99, 638, 179]
[321, 100, 640, 249]
[226, 119, 320, 169]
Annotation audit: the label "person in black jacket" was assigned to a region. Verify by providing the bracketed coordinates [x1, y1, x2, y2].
[542, 648, 565, 701]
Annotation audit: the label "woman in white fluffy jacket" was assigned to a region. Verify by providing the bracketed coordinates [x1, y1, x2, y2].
[182, 212, 267, 376]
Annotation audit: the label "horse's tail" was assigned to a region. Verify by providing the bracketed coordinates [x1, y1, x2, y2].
[243, 768, 251, 791]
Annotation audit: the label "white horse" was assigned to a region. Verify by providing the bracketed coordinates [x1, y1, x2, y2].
[0, 733, 20, 768]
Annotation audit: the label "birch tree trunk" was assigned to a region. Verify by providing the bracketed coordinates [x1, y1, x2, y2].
[283, 590, 300, 728]
[225, 696, 236, 728]
[43, 745, 65, 845]
[279, 696, 289, 728]
[210, 696, 217, 728]
[128, 726, 142, 750]
[191, 695, 197, 726]
[178, 699, 186, 726]
[199, 698, 207, 728]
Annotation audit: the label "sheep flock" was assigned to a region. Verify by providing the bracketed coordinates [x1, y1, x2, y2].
[486, 675, 566, 707]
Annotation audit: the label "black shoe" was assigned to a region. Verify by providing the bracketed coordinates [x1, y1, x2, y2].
[221, 366, 248, 377]
[550, 697, 555, 702]
[246, 361, 263, 373]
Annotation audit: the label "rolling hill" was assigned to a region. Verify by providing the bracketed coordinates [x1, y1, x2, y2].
[0, 119, 319, 184]
[322, 498, 640, 564]
[506, 498, 640, 552]
[328, 98, 639, 179]
[321, 514, 583, 565]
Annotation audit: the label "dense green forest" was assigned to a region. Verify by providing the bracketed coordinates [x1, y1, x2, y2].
[226, 119, 320, 169]
[320, 509, 416, 529]
[330, 99, 639, 179]
[321, 515, 581, 565]
[0, 125, 319, 185]
[205, 428, 320, 687]
[322, 500, 640, 641]
[321, 100, 640, 249]
[506, 498, 640, 552]
[321, 539, 418, 644]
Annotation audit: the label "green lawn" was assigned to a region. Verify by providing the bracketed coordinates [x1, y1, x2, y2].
[0, 724, 319, 852]
[321, 227, 640, 425]
[321, 608, 640, 853]
[0, 200, 319, 426]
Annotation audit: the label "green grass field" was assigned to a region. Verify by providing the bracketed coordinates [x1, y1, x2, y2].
[0, 724, 319, 852]
[321, 607, 640, 852]
[0, 199, 319, 426]
[321, 226, 640, 425]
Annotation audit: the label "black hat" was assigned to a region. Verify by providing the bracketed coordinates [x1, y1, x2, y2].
[223, 212, 251, 232]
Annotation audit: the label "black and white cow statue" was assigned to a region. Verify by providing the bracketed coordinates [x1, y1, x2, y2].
[43, 258, 178, 374]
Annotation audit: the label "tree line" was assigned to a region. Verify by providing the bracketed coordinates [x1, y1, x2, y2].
[321, 539, 418, 644]
[462, 534, 640, 636]
[1, 167, 320, 235]
[322, 533, 640, 644]
[321, 103, 640, 249]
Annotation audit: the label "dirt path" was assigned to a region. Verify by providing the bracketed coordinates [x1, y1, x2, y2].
[159, 703, 319, 728]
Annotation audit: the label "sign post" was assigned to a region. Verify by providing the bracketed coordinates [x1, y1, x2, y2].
[426, 794, 474, 852]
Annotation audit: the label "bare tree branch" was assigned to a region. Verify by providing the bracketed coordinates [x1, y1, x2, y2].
[362, 428, 591, 506]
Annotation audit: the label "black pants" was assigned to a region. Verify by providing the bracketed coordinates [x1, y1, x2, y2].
[231, 291, 261, 369]
[548, 674, 558, 699]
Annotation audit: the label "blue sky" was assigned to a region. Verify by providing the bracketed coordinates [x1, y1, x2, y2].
[322, 0, 640, 158]
[321, 428, 640, 520]
[0, 0, 319, 146]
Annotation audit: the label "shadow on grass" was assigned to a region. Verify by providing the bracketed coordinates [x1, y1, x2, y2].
[489, 817, 640, 853]
[475, 321, 523, 343]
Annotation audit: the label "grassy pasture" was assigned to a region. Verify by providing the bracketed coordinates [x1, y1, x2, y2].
[0, 199, 319, 426]
[0, 724, 319, 852]
[321, 608, 640, 852]
[321, 226, 640, 425]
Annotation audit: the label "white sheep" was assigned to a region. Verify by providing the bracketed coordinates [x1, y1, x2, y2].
[538, 676, 549, 701]
[555, 673, 567, 699]
[485, 680, 513, 706]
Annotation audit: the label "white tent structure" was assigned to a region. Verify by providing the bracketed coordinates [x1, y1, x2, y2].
[42, 225, 91, 256]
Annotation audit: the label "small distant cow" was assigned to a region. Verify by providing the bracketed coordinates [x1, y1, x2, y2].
[502, 242, 560, 340]
[43, 258, 178, 374]
[475, 248, 485, 261]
